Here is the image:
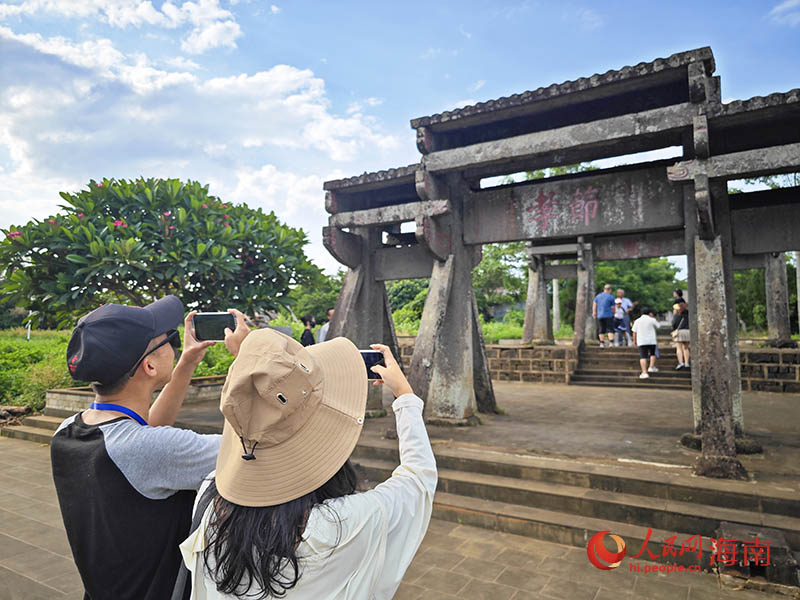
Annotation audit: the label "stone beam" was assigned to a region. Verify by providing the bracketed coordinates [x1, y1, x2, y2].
[733, 254, 765, 270]
[667, 142, 800, 182]
[374, 245, 434, 281]
[322, 226, 362, 269]
[528, 243, 579, 255]
[329, 200, 451, 228]
[463, 166, 684, 244]
[731, 194, 800, 255]
[423, 103, 695, 178]
[544, 263, 577, 280]
[593, 230, 685, 261]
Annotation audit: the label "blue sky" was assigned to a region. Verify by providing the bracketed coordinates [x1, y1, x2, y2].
[1, 0, 798, 273]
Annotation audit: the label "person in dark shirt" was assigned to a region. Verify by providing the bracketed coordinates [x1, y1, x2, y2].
[672, 302, 691, 369]
[300, 315, 316, 346]
[51, 297, 250, 600]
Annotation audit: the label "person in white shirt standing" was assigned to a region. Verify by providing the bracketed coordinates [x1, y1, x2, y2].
[179, 329, 436, 600]
[316, 308, 334, 343]
[631, 306, 660, 379]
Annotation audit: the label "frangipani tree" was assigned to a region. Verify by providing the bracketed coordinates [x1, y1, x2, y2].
[0, 178, 316, 327]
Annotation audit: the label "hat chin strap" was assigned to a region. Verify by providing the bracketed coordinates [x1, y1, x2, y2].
[240, 436, 258, 461]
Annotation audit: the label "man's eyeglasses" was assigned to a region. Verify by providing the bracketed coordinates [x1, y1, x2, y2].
[128, 329, 181, 377]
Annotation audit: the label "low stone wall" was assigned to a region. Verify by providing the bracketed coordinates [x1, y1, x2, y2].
[46, 375, 226, 414]
[396, 336, 578, 384]
[739, 349, 800, 393]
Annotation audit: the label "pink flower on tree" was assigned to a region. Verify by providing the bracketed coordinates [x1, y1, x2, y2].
[163, 211, 171, 217]
[224, 223, 230, 228]
[201, 204, 208, 209]
[77, 213, 84, 218]
[48, 219, 56, 224]
[96, 182, 104, 187]
[169, 225, 175, 230]
[112, 220, 124, 227]
[224, 214, 229, 219]
[6, 231, 22, 239]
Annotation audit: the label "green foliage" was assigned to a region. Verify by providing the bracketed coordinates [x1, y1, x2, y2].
[386, 279, 428, 311]
[268, 312, 316, 342]
[0, 329, 79, 410]
[502, 308, 525, 326]
[559, 258, 681, 325]
[472, 243, 528, 318]
[0, 178, 316, 328]
[286, 269, 343, 323]
[525, 163, 598, 180]
[752, 304, 767, 330]
[392, 287, 428, 335]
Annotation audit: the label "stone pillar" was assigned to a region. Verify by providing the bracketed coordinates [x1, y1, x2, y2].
[552, 260, 561, 333]
[683, 185, 702, 430]
[692, 181, 746, 479]
[583, 242, 597, 342]
[409, 170, 496, 423]
[523, 251, 553, 343]
[572, 239, 590, 348]
[765, 252, 793, 346]
[796, 252, 800, 336]
[327, 226, 398, 417]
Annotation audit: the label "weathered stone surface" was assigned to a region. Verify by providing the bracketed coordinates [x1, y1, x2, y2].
[323, 163, 419, 192]
[329, 199, 451, 228]
[374, 244, 434, 281]
[522, 254, 553, 343]
[667, 142, 800, 183]
[692, 234, 747, 479]
[765, 252, 794, 346]
[463, 166, 684, 245]
[732, 187, 800, 255]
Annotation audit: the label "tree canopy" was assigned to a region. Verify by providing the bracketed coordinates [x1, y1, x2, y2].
[0, 178, 316, 327]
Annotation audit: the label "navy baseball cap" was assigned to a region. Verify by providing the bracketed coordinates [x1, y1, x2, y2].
[67, 295, 184, 385]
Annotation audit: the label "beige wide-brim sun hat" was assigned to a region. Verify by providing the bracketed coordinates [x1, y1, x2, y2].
[215, 329, 368, 507]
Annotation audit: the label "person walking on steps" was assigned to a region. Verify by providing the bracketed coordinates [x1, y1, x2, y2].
[592, 284, 616, 348]
[672, 302, 691, 369]
[632, 306, 659, 379]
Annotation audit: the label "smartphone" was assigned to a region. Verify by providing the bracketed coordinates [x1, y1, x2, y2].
[360, 350, 385, 379]
[192, 312, 236, 342]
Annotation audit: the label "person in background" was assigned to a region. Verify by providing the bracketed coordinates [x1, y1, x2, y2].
[616, 288, 634, 346]
[317, 308, 334, 343]
[672, 302, 691, 369]
[632, 306, 660, 379]
[300, 315, 315, 346]
[673, 289, 686, 305]
[592, 283, 616, 348]
[179, 333, 437, 600]
[613, 298, 626, 347]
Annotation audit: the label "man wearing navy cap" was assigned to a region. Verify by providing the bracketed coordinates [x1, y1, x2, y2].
[51, 296, 249, 600]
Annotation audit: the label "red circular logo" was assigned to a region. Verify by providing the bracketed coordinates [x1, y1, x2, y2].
[587, 530, 627, 570]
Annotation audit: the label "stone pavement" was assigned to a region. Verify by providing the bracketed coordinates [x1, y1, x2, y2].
[0, 435, 787, 599]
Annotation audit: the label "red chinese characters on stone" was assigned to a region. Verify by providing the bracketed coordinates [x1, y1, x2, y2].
[743, 538, 771, 567]
[569, 186, 599, 226]
[710, 538, 738, 567]
[526, 190, 558, 232]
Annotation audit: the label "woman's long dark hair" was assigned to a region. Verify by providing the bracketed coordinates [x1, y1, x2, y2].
[202, 459, 359, 599]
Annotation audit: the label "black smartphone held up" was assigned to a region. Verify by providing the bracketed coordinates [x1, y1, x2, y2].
[359, 350, 385, 379]
[192, 312, 236, 342]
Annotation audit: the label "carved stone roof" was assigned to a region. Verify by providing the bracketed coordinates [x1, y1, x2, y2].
[410, 47, 715, 129]
[711, 88, 800, 117]
[323, 163, 420, 191]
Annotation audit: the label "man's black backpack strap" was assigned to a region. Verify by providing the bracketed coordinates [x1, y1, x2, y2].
[171, 481, 217, 600]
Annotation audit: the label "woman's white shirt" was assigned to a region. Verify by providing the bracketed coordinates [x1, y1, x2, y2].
[179, 393, 437, 600]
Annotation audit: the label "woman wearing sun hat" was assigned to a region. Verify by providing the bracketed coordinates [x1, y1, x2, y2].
[178, 328, 437, 599]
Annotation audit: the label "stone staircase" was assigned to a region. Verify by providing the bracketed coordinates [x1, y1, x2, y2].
[0, 409, 66, 444]
[570, 343, 692, 390]
[352, 432, 800, 582]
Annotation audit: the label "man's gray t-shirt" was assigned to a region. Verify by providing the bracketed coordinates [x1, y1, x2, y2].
[51, 414, 220, 600]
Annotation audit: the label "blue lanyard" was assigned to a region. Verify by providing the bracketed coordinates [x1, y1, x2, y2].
[89, 402, 148, 426]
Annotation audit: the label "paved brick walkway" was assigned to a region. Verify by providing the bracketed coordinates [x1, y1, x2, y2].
[0, 435, 784, 599]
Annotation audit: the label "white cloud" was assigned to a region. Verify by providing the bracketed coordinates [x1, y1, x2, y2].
[769, 0, 800, 25]
[270, 4, 280, 14]
[573, 7, 604, 30]
[419, 47, 442, 60]
[0, 0, 243, 53]
[459, 24, 471, 39]
[164, 55, 203, 71]
[445, 99, 477, 111]
[469, 79, 486, 92]
[0, 26, 403, 276]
